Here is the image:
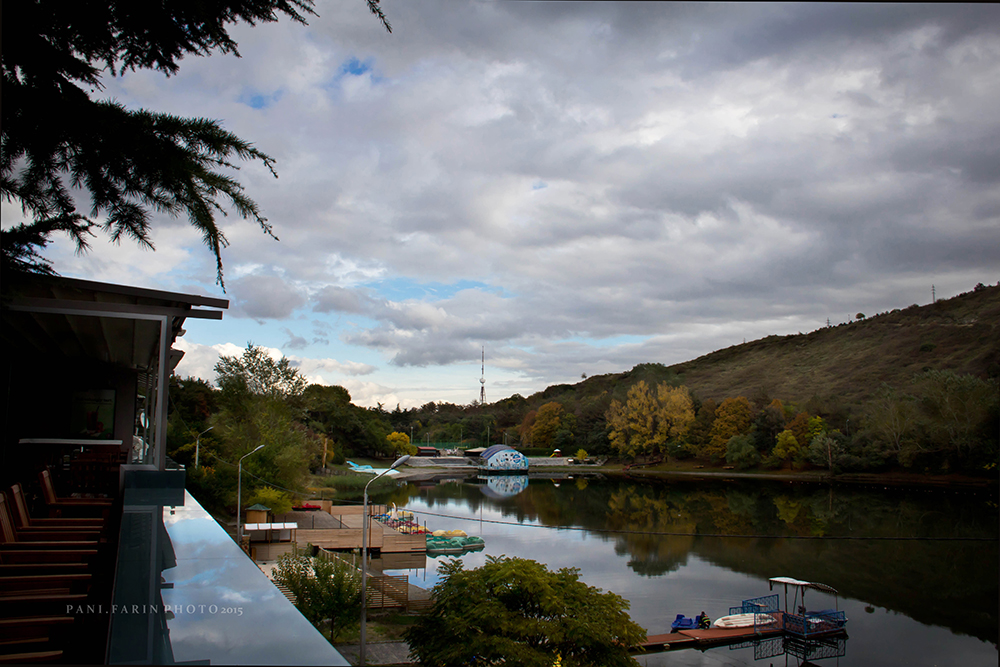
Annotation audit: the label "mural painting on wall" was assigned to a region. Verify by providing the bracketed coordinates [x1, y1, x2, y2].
[480, 445, 529, 471]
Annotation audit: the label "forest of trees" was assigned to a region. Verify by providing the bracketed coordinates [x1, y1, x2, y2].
[168, 341, 998, 518]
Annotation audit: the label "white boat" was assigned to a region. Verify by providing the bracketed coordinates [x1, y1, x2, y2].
[711, 613, 778, 629]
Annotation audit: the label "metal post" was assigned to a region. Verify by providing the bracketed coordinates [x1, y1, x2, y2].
[360, 454, 411, 666]
[195, 426, 213, 469]
[237, 445, 265, 549]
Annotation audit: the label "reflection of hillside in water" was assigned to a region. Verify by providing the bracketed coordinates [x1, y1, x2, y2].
[603, 479, 999, 645]
[378, 476, 997, 644]
[605, 488, 696, 576]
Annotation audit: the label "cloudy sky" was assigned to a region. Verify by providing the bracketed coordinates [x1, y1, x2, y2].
[14, 2, 1000, 408]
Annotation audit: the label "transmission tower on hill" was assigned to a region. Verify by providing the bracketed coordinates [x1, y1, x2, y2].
[479, 346, 486, 405]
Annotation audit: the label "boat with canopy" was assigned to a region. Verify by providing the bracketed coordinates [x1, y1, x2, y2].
[768, 576, 848, 637]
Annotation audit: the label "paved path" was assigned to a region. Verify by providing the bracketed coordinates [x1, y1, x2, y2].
[335, 641, 415, 665]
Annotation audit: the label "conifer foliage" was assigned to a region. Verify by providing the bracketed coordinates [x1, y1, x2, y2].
[1, 0, 390, 285]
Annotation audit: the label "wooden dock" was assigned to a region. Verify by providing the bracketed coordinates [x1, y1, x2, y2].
[641, 612, 785, 652]
[282, 504, 427, 554]
[638, 611, 847, 653]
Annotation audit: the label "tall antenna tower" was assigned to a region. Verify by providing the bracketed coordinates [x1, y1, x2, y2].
[479, 346, 486, 405]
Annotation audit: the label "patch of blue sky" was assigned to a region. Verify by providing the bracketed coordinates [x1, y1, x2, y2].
[531, 181, 548, 190]
[323, 57, 385, 91]
[340, 57, 372, 77]
[238, 89, 283, 110]
[362, 277, 496, 302]
[561, 334, 649, 348]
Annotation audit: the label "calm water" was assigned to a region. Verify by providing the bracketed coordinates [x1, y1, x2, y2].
[373, 474, 998, 667]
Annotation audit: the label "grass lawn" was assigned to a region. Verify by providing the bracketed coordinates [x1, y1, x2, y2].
[332, 611, 422, 644]
[306, 463, 400, 500]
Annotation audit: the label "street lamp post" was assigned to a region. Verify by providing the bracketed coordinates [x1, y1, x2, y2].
[360, 454, 410, 666]
[195, 426, 213, 469]
[237, 444, 265, 550]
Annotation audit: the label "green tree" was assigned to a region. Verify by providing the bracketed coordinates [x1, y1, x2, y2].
[807, 433, 839, 471]
[273, 549, 363, 642]
[913, 370, 998, 465]
[214, 398, 315, 494]
[216, 343, 308, 408]
[2, 0, 390, 283]
[404, 556, 645, 667]
[167, 376, 220, 465]
[863, 384, 918, 465]
[725, 433, 760, 469]
[752, 399, 786, 453]
[705, 397, 753, 460]
[682, 398, 717, 457]
[213, 343, 315, 497]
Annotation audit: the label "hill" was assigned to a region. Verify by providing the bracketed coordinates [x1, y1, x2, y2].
[526, 283, 1000, 415]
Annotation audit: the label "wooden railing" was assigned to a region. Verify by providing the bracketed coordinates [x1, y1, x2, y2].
[367, 574, 409, 609]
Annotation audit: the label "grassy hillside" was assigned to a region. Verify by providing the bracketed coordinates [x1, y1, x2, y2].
[527, 283, 1000, 414]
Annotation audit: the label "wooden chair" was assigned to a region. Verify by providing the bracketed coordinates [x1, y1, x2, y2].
[0, 615, 74, 663]
[0, 562, 90, 576]
[0, 572, 92, 595]
[6, 484, 104, 533]
[0, 497, 97, 663]
[38, 469, 113, 518]
[0, 495, 100, 551]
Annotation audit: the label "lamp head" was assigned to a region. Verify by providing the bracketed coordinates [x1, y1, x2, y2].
[389, 455, 410, 469]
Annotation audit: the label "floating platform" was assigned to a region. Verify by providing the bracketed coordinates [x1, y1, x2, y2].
[639, 611, 847, 654]
[641, 613, 787, 652]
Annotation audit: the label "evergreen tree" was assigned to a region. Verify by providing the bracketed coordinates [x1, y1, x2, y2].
[2, 0, 390, 285]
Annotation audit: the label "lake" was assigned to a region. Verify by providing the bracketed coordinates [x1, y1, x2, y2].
[372, 473, 998, 666]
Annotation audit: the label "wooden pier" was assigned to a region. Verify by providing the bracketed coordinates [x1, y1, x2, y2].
[273, 503, 427, 554]
[638, 611, 848, 654]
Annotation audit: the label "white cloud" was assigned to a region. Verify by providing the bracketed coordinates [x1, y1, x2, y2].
[32, 2, 1000, 406]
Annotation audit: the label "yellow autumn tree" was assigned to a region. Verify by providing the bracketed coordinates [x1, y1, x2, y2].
[705, 396, 753, 461]
[531, 402, 564, 450]
[772, 429, 800, 464]
[386, 431, 416, 456]
[606, 381, 694, 460]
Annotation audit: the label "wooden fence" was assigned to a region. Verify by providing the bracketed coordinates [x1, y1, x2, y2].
[367, 575, 408, 609]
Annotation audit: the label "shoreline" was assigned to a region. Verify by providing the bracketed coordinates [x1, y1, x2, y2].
[391, 460, 998, 491]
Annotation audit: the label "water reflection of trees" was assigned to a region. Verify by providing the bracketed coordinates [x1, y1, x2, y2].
[379, 476, 997, 644]
[604, 479, 998, 645]
[605, 487, 695, 576]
